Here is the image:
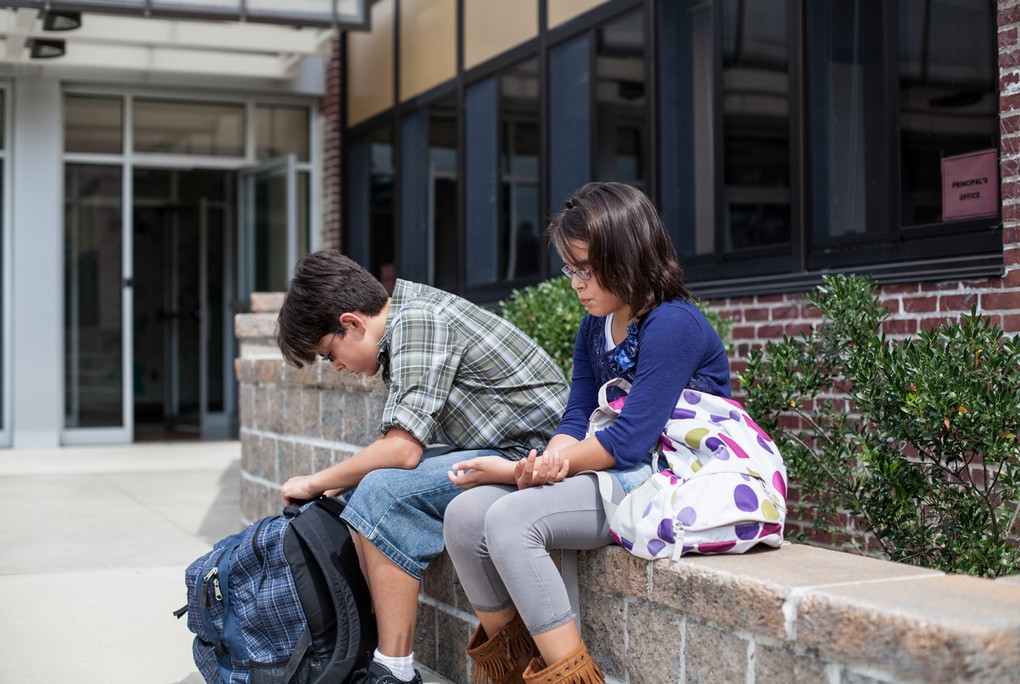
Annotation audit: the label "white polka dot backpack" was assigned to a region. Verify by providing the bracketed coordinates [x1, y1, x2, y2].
[591, 378, 788, 561]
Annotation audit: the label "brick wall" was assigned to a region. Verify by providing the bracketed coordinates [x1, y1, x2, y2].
[320, 34, 343, 250]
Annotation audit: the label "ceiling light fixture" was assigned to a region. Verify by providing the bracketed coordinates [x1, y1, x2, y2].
[27, 39, 66, 59]
[41, 10, 82, 31]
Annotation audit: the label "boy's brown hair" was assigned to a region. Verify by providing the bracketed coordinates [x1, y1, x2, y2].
[275, 250, 389, 368]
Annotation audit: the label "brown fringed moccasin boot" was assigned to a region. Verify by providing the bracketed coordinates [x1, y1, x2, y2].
[521, 640, 604, 684]
[466, 613, 536, 684]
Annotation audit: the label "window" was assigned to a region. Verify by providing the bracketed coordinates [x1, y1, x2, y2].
[595, 9, 648, 188]
[681, 0, 1000, 290]
[134, 99, 244, 156]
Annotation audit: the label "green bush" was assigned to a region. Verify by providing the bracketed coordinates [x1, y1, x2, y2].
[500, 275, 733, 381]
[740, 274, 1020, 577]
[501, 276, 585, 380]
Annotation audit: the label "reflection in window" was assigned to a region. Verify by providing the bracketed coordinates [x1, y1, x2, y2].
[501, 58, 541, 282]
[134, 99, 244, 156]
[64, 165, 123, 428]
[595, 9, 647, 188]
[898, 0, 997, 226]
[809, 1, 880, 240]
[64, 95, 123, 154]
[430, 98, 459, 292]
[256, 105, 310, 162]
[722, 0, 790, 250]
[369, 126, 396, 292]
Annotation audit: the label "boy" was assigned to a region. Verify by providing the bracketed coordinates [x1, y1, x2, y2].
[274, 250, 568, 684]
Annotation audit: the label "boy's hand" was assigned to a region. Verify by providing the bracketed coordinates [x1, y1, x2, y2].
[514, 449, 569, 489]
[281, 475, 321, 505]
[447, 456, 516, 488]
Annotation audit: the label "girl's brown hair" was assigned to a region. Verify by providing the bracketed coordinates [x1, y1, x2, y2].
[547, 182, 690, 318]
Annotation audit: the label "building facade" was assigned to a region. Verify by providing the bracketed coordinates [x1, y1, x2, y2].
[0, 3, 361, 447]
[336, 0, 1016, 373]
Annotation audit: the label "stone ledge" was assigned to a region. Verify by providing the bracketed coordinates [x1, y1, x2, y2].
[539, 543, 1020, 684]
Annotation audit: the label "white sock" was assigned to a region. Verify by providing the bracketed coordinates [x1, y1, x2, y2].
[373, 648, 416, 681]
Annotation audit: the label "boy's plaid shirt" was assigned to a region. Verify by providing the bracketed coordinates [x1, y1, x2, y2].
[375, 279, 568, 458]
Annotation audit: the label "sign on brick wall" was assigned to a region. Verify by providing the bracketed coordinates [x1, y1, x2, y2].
[941, 148, 999, 221]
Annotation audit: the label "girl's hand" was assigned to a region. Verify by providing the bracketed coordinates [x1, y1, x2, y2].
[514, 449, 570, 489]
[447, 456, 516, 489]
[281, 475, 321, 506]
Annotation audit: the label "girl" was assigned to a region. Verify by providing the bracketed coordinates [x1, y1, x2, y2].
[444, 182, 732, 684]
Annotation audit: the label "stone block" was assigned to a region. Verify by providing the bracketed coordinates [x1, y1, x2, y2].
[435, 610, 472, 684]
[283, 388, 321, 439]
[255, 386, 282, 434]
[241, 432, 277, 484]
[754, 643, 830, 684]
[234, 311, 277, 336]
[685, 620, 749, 684]
[254, 358, 283, 385]
[579, 587, 627, 681]
[625, 600, 683, 684]
[796, 574, 1020, 683]
[422, 552, 459, 608]
[238, 384, 255, 427]
[280, 361, 320, 388]
[648, 544, 939, 642]
[250, 291, 285, 312]
[414, 601, 438, 671]
[580, 545, 651, 598]
[311, 445, 334, 473]
[235, 358, 255, 383]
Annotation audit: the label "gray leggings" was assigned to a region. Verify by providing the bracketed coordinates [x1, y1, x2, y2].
[443, 474, 624, 636]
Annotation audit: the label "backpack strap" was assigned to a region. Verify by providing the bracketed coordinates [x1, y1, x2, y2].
[288, 500, 364, 684]
[282, 627, 314, 684]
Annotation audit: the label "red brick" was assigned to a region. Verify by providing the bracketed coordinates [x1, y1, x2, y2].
[903, 296, 939, 313]
[754, 294, 787, 305]
[757, 324, 784, 338]
[879, 282, 920, 295]
[1002, 134, 1020, 157]
[731, 325, 756, 340]
[883, 318, 919, 335]
[1004, 225, 1020, 243]
[1001, 26, 1020, 51]
[1004, 313, 1020, 332]
[982, 289, 1020, 310]
[1007, 246, 1020, 266]
[744, 307, 769, 322]
[784, 322, 814, 337]
[1001, 3, 1020, 26]
[1002, 92, 1020, 114]
[800, 303, 821, 318]
[921, 315, 958, 331]
[769, 304, 800, 320]
[877, 297, 900, 313]
[939, 293, 979, 311]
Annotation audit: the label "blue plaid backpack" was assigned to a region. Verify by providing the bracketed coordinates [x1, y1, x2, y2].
[175, 497, 376, 684]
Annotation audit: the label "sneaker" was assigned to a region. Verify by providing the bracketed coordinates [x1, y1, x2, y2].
[350, 661, 423, 684]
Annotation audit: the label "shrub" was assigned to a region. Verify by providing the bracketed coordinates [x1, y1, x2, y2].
[740, 274, 1020, 577]
[500, 275, 733, 381]
[501, 276, 585, 380]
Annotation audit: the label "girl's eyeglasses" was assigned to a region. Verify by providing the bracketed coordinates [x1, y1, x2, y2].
[561, 264, 593, 281]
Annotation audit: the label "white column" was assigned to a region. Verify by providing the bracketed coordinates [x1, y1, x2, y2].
[11, 77, 63, 447]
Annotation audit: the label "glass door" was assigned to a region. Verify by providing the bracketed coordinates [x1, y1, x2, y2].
[240, 155, 297, 298]
[63, 164, 132, 444]
[132, 169, 234, 440]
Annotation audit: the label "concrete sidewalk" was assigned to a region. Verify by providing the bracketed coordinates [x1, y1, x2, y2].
[0, 441, 451, 684]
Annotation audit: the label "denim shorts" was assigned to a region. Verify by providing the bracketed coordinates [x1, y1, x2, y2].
[339, 446, 508, 580]
[606, 451, 656, 494]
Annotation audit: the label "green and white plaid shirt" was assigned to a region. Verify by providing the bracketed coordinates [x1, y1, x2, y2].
[376, 280, 568, 459]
